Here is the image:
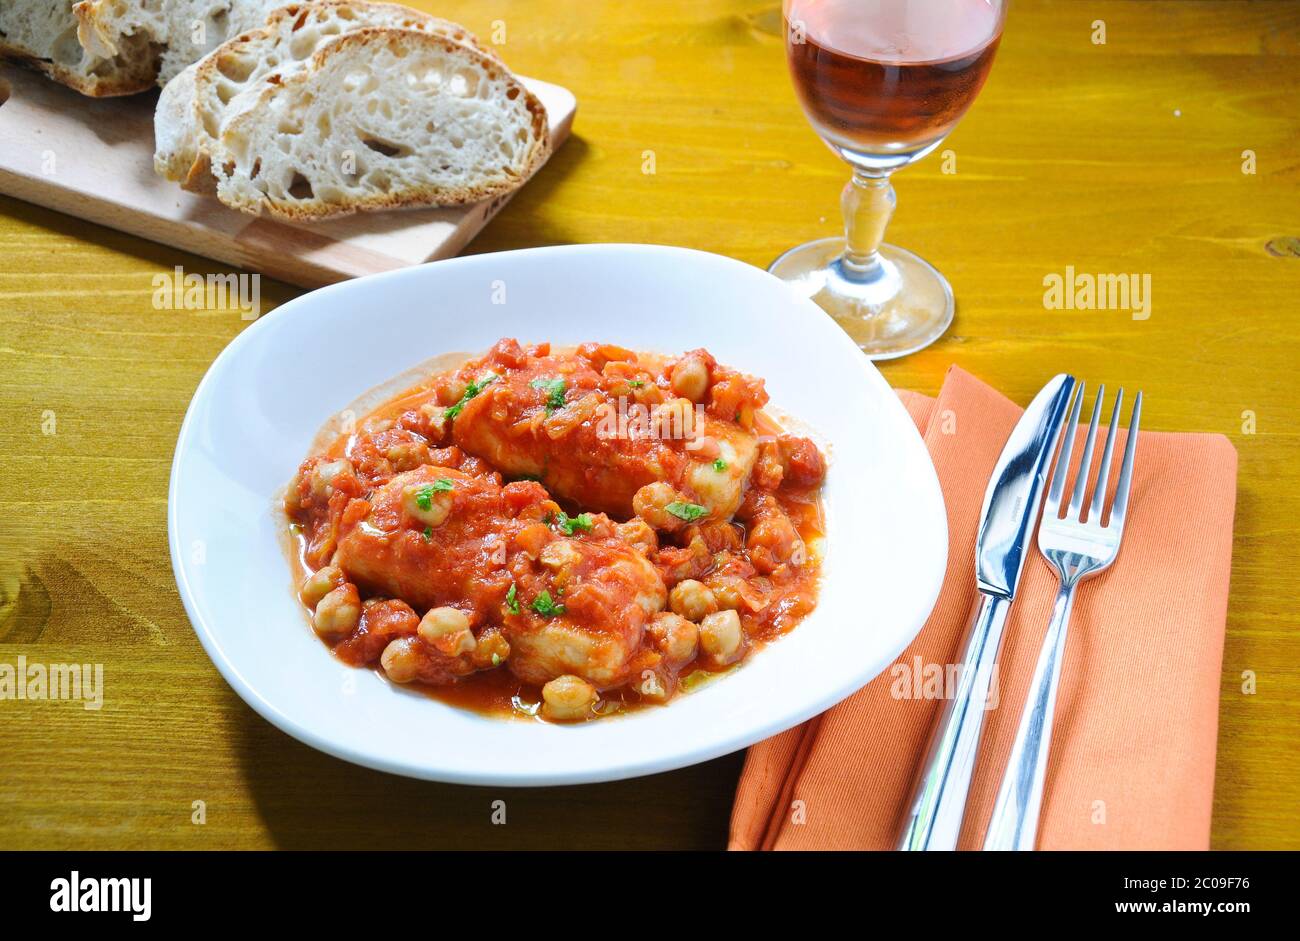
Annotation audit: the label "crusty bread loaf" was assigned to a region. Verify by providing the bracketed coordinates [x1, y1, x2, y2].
[0, 0, 284, 96]
[155, 0, 495, 189]
[0, 0, 156, 96]
[210, 27, 549, 220]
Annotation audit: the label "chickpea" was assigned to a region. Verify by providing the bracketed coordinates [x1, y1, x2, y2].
[669, 579, 718, 622]
[699, 609, 746, 666]
[711, 582, 741, 610]
[747, 506, 802, 575]
[313, 583, 361, 636]
[386, 440, 431, 472]
[633, 481, 687, 532]
[417, 606, 475, 657]
[310, 459, 352, 501]
[541, 674, 598, 722]
[300, 565, 344, 608]
[648, 612, 699, 664]
[380, 637, 423, 684]
[631, 382, 664, 407]
[616, 518, 658, 555]
[670, 354, 711, 403]
[417, 605, 470, 640]
[539, 540, 582, 572]
[652, 398, 699, 441]
[637, 667, 674, 704]
[445, 630, 477, 657]
[471, 628, 511, 669]
[401, 482, 454, 527]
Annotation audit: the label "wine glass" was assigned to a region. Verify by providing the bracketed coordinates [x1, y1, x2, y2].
[772, 0, 1007, 359]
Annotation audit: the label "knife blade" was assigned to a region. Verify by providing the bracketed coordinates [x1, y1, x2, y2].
[897, 373, 1076, 851]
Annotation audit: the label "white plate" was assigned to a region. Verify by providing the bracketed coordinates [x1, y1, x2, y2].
[168, 244, 947, 786]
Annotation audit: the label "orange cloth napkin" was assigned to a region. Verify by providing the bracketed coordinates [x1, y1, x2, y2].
[729, 366, 1237, 850]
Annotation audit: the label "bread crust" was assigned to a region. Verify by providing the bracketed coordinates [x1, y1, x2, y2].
[0, 35, 154, 97]
[265, 1, 502, 61]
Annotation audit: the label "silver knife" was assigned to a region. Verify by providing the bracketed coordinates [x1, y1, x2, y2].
[897, 374, 1076, 851]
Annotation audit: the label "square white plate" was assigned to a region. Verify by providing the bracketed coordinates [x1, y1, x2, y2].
[168, 244, 947, 785]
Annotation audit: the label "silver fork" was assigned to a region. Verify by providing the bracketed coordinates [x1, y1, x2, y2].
[982, 383, 1142, 850]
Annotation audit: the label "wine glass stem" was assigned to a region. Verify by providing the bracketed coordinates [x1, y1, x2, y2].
[841, 170, 896, 281]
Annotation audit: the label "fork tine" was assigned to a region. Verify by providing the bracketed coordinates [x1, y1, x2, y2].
[1109, 390, 1142, 528]
[1068, 385, 1104, 519]
[1045, 382, 1085, 518]
[1088, 387, 1124, 522]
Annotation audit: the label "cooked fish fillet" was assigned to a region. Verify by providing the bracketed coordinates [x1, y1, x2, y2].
[332, 465, 666, 688]
[449, 340, 763, 521]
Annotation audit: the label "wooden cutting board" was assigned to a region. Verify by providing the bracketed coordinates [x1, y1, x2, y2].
[0, 65, 576, 289]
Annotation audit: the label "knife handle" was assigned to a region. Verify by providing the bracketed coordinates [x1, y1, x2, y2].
[897, 592, 1011, 851]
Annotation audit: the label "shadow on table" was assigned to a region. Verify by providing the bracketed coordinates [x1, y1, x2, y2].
[229, 681, 745, 851]
[465, 134, 591, 255]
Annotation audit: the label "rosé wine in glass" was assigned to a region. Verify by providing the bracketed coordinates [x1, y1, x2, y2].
[772, 0, 1007, 358]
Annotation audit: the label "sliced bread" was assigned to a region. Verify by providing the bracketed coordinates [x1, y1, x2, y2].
[155, 0, 494, 188]
[0, 0, 156, 96]
[73, 1, 287, 88]
[209, 27, 549, 220]
[0, 1, 287, 97]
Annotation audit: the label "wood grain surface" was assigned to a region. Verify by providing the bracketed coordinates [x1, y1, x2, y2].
[0, 0, 1296, 850]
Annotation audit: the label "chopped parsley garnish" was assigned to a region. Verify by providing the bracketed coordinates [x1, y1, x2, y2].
[444, 372, 498, 420]
[530, 377, 567, 414]
[712, 458, 728, 471]
[628, 380, 644, 388]
[551, 510, 594, 535]
[491, 652, 503, 667]
[665, 501, 708, 522]
[531, 590, 566, 618]
[414, 478, 454, 510]
[505, 583, 520, 614]
[422, 526, 432, 542]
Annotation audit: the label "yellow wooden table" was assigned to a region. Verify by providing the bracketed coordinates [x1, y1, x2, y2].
[1, 0, 1296, 850]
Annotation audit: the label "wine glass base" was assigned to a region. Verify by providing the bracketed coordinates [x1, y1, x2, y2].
[768, 237, 955, 360]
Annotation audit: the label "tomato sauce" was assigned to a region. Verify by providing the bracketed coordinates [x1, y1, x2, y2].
[284, 339, 827, 722]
